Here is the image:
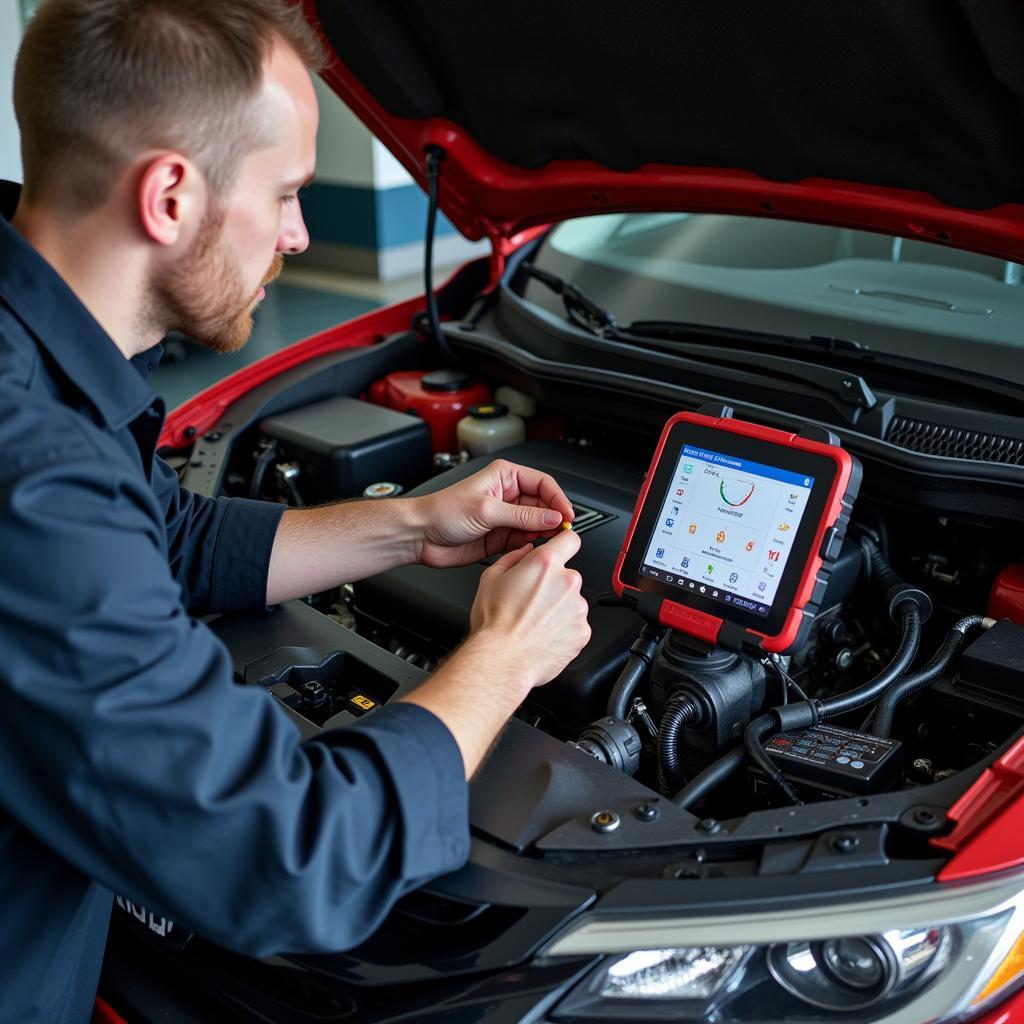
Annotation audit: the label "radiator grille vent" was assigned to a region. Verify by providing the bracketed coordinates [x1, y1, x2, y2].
[886, 416, 1024, 465]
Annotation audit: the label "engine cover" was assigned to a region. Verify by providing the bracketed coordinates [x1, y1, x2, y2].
[353, 440, 645, 728]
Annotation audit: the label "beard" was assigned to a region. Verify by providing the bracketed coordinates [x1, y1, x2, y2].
[148, 200, 283, 355]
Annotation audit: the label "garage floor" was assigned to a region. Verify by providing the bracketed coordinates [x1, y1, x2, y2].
[149, 266, 423, 411]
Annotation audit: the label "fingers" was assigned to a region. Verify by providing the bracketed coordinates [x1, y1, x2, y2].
[481, 495, 564, 535]
[492, 461, 575, 524]
[526, 524, 581, 568]
[486, 542, 534, 575]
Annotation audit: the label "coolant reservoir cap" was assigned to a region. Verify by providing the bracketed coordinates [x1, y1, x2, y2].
[469, 403, 509, 419]
[422, 369, 473, 393]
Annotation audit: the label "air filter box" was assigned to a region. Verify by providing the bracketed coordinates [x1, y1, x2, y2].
[260, 395, 432, 501]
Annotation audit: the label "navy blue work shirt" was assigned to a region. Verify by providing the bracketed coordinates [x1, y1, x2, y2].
[0, 182, 469, 1024]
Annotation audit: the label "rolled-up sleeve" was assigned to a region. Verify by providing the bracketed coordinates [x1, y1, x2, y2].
[153, 456, 285, 614]
[0, 454, 470, 956]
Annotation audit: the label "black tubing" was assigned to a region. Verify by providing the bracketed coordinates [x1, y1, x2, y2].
[607, 658, 649, 721]
[744, 713, 803, 805]
[424, 147, 459, 368]
[863, 534, 902, 595]
[871, 616, 986, 737]
[607, 623, 664, 720]
[248, 440, 278, 500]
[672, 745, 746, 809]
[656, 694, 701, 794]
[819, 604, 922, 719]
[861, 535, 932, 624]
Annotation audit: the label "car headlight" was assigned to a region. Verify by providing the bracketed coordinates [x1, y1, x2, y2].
[543, 870, 1024, 1022]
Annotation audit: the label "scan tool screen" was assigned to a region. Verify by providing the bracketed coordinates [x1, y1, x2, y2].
[639, 444, 814, 618]
[615, 411, 860, 653]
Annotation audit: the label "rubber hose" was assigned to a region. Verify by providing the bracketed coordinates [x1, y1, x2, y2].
[672, 745, 746, 809]
[872, 616, 985, 737]
[819, 604, 921, 719]
[861, 534, 902, 595]
[607, 657, 649, 721]
[744, 713, 803, 805]
[607, 623, 664, 720]
[656, 694, 701, 795]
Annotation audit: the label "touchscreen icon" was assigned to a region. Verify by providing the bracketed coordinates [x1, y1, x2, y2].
[665, 518, 675, 527]
[675, 488, 684, 496]
[778, 523, 791, 532]
[716, 529, 727, 544]
[656, 547, 665, 559]
[684, 464, 694, 474]
[729, 571, 739, 584]
[681, 556, 690, 569]
[745, 540, 755, 552]
[688, 523, 697, 535]
[758, 581, 767, 593]
[671, 505, 680, 516]
[768, 550, 781, 562]
[706, 564, 714, 574]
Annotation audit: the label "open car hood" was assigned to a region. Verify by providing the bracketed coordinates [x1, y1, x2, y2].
[303, 0, 1024, 262]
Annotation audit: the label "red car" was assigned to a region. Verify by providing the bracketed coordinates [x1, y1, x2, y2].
[101, 2, 1024, 1021]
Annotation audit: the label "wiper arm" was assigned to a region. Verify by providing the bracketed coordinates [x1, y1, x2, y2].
[521, 263, 617, 334]
[517, 267, 876, 414]
[626, 320, 867, 355]
[616, 321, 877, 411]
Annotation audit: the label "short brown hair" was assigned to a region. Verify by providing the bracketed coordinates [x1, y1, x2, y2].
[14, 0, 324, 215]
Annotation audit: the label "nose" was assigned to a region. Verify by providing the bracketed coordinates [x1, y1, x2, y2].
[278, 200, 310, 256]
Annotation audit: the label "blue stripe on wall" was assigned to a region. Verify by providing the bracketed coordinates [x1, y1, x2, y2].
[300, 181, 459, 250]
[374, 184, 458, 248]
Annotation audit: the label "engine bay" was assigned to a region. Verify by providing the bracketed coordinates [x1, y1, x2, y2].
[172, 319, 1024, 870]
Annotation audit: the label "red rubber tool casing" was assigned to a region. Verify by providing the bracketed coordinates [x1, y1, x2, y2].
[614, 409, 861, 655]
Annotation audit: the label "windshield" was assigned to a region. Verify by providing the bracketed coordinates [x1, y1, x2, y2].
[527, 213, 1024, 385]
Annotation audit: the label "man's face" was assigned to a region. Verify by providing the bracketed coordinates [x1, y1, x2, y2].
[152, 40, 318, 354]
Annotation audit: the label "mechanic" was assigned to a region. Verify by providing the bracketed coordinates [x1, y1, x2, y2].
[0, 2, 591, 1021]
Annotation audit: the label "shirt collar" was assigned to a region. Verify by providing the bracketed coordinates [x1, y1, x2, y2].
[0, 181, 161, 431]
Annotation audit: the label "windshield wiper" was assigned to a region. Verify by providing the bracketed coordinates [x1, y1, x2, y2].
[629, 320, 867, 356]
[520, 264, 876, 412]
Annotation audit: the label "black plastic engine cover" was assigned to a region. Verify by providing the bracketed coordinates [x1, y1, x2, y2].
[353, 441, 645, 728]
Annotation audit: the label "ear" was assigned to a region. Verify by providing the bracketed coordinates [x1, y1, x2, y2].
[136, 153, 205, 247]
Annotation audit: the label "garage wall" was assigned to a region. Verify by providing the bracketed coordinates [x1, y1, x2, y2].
[0, 0, 22, 183]
[0, 3, 485, 279]
[305, 78, 486, 280]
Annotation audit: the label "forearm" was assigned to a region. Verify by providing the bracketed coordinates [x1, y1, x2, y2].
[266, 497, 427, 606]
[398, 630, 527, 779]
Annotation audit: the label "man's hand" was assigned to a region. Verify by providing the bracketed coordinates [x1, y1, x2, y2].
[468, 529, 591, 691]
[413, 459, 575, 569]
[399, 528, 591, 777]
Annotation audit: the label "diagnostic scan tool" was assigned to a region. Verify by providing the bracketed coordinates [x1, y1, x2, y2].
[615, 407, 862, 654]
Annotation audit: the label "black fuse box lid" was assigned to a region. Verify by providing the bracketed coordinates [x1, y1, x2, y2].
[260, 396, 432, 500]
[763, 723, 903, 798]
[958, 620, 1024, 705]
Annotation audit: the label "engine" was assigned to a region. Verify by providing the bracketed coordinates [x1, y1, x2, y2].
[239, 379, 1024, 825]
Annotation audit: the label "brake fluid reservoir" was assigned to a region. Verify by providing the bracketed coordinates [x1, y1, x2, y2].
[368, 370, 491, 453]
[456, 403, 526, 457]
